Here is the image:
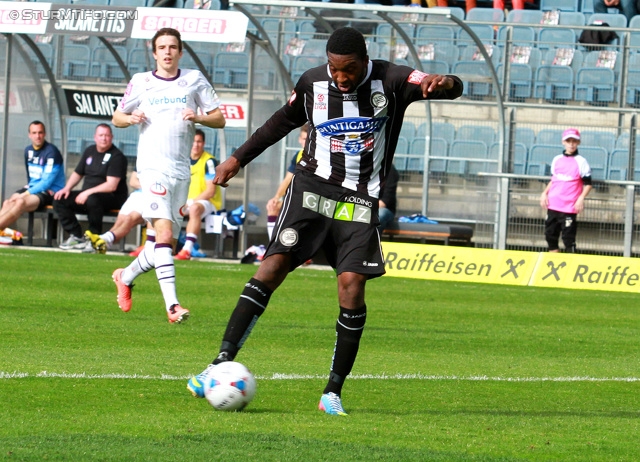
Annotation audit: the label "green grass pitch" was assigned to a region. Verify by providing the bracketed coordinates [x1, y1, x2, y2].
[1, 247, 639, 461]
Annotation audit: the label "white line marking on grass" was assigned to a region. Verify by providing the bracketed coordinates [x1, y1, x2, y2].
[2, 371, 640, 382]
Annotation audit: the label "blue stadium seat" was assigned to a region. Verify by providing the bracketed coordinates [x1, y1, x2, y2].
[615, 132, 630, 150]
[410, 137, 448, 174]
[540, 0, 579, 11]
[580, 146, 608, 180]
[62, 44, 91, 80]
[625, 52, 640, 107]
[607, 149, 630, 180]
[629, 16, 640, 48]
[375, 23, 415, 45]
[536, 128, 565, 145]
[400, 122, 416, 142]
[506, 9, 543, 25]
[260, 17, 297, 45]
[415, 24, 456, 44]
[497, 62, 534, 99]
[449, 140, 490, 175]
[534, 65, 574, 102]
[416, 121, 456, 145]
[497, 26, 536, 49]
[67, 119, 98, 154]
[297, 20, 317, 40]
[90, 44, 127, 81]
[457, 25, 496, 49]
[456, 125, 497, 145]
[580, 131, 616, 153]
[465, 7, 505, 23]
[453, 61, 495, 98]
[425, 6, 465, 22]
[537, 28, 578, 51]
[290, 55, 325, 82]
[213, 52, 249, 88]
[575, 67, 616, 104]
[581, 0, 595, 14]
[515, 127, 536, 147]
[588, 12, 628, 28]
[393, 154, 408, 172]
[527, 144, 557, 176]
[127, 47, 151, 74]
[490, 142, 528, 174]
[112, 125, 139, 158]
[559, 11, 586, 26]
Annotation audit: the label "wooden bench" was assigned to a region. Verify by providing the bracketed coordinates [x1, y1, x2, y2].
[381, 221, 473, 246]
[26, 205, 125, 249]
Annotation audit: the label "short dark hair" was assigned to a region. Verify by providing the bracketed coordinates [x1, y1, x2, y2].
[195, 129, 205, 142]
[152, 27, 182, 53]
[326, 27, 367, 60]
[95, 123, 112, 134]
[28, 120, 45, 133]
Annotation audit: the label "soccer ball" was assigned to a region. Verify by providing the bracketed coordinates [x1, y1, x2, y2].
[203, 361, 256, 411]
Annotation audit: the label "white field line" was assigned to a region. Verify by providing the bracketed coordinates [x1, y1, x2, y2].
[1, 371, 640, 382]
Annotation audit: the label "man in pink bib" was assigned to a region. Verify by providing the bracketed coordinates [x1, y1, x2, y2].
[540, 128, 592, 253]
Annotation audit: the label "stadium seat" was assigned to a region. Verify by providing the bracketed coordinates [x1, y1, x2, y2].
[580, 146, 608, 180]
[213, 52, 249, 88]
[62, 44, 91, 80]
[490, 142, 528, 174]
[410, 137, 448, 174]
[537, 28, 578, 51]
[300, 39, 326, 57]
[607, 149, 630, 180]
[558, 11, 586, 26]
[393, 154, 408, 172]
[297, 20, 317, 40]
[625, 52, 640, 106]
[515, 127, 536, 148]
[452, 61, 495, 98]
[615, 132, 630, 150]
[260, 17, 297, 47]
[527, 144, 558, 176]
[415, 24, 456, 44]
[581, 0, 595, 14]
[400, 122, 416, 142]
[497, 62, 534, 99]
[449, 140, 490, 175]
[416, 121, 456, 145]
[580, 131, 616, 153]
[506, 9, 544, 25]
[575, 67, 616, 104]
[540, 0, 579, 11]
[534, 65, 574, 102]
[425, 6, 465, 23]
[90, 44, 127, 81]
[220, 127, 247, 158]
[457, 25, 496, 50]
[497, 26, 536, 49]
[536, 128, 565, 145]
[67, 119, 98, 154]
[126, 44, 150, 73]
[588, 13, 628, 28]
[290, 55, 325, 82]
[629, 16, 640, 48]
[456, 125, 497, 145]
[465, 7, 505, 23]
[112, 125, 140, 158]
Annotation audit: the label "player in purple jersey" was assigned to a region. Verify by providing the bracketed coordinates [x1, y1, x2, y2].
[188, 27, 463, 415]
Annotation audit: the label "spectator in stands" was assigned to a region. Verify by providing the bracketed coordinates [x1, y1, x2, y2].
[0, 121, 65, 236]
[54, 123, 128, 252]
[266, 123, 309, 240]
[111, 27, 226, 324]
[84, 171, 146, 254]
[594, 0, 638, 24]
[175, 129, 222, 260]
[186, 27, 463, 416]
[378, 164, 399, 232]
[540, 128, 592, 254]
[433, 0, 535, 12]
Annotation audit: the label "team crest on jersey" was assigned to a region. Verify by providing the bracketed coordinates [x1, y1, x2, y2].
[86, 157, 93, 165]
[370, 92, 387, 109]
[150, 182, 167, 196]
[178, 79, 187, 87]
[279, 228, 298, 247]
[407, 70, 428, 85]
[151, 202, 159, 210]
[331, 134, 374, 156]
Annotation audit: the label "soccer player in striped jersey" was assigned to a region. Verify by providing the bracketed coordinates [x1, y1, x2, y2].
[188, 27, 463, 414]
[111, 27, 226, 324]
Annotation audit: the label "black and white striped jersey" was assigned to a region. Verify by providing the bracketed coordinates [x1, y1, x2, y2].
[232, 60, 463, 198]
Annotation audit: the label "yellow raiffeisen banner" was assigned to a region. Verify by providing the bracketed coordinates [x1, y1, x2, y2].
[383, 242, 538, 286]
[383, 242, 640, 293]
[532, 252, 640, 292]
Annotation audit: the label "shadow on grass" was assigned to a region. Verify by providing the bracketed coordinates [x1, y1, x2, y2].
[0, 433, 519, 461]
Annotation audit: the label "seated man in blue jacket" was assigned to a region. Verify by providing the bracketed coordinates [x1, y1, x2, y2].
[0, 121, 65, 234]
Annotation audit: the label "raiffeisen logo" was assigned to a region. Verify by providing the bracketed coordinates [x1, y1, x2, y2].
[148, 95, 187, 105]
[316, 116, 387, 137]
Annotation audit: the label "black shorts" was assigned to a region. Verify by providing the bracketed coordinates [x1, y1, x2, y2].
[266, 170, 385, 278]
[16, 188, 53, 210]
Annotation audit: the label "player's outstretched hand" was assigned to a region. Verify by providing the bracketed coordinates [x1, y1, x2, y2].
[420, 74, 455, 97]
[214, 157, 241, 187]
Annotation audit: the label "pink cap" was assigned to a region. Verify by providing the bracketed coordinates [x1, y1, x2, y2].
[562, 128, 581, 141]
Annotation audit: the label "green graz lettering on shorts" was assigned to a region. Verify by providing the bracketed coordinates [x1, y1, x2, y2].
[302, 192, 372, 224]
